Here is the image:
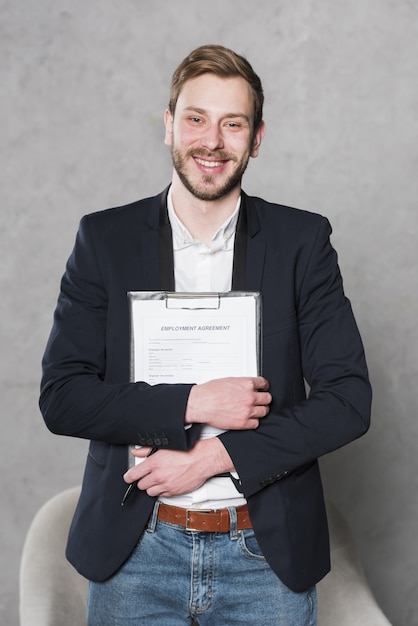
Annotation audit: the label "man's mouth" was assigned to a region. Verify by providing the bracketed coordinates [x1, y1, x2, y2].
[194, 157, 226, 168]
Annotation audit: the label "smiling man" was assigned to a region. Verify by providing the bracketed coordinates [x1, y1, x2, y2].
[40, 45, 371, 625]
[167, 72, 264, 202]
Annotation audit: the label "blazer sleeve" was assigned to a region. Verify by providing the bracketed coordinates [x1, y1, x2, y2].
[218, 216, 372, 498]
[39, 215, 199, 449]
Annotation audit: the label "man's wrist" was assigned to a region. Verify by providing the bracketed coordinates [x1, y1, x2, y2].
[194, 437, 235, 478]
[184, 384, 200, 425]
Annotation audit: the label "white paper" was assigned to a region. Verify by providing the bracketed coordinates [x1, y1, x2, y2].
[130, 293, 260, 385]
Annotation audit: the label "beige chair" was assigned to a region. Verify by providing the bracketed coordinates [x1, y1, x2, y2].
[19, 487, 392, 625]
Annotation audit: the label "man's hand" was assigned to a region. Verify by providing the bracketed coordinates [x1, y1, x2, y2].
[184, 376, 272, 430]
[123, 438, 234, 498]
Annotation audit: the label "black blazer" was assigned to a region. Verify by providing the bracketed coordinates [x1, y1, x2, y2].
[40, 188, 371, 592]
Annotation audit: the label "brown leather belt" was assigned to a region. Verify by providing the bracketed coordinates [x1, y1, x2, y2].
[157, 503, 252, 532]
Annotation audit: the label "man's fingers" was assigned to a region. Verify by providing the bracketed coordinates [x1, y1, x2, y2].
[131, 446, 153, 458]
[253, 376, 270, 391]
[254, 391, 272, 406]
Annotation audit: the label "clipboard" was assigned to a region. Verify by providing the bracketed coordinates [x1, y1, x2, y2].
[128, 291, 262, 385]
[126, 291, 261, 471]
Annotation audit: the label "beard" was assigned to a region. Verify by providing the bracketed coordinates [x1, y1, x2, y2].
[170, 141, 251, 202]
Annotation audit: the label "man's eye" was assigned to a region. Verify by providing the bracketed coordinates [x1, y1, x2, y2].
[190, 117, 202, 123]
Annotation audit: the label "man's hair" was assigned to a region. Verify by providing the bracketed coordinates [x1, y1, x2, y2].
[169, 44, 264, 132]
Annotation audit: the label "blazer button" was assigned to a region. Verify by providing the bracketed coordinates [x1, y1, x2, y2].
[162, 437, 169, 446]
[146, 438, 154, 446]
[154, 438, 162, 446]
[260, 477, 275, 487]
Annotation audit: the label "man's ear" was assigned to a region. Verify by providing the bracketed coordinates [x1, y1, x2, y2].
[250, 120, 266, 158]
[164, 109, 173, 146]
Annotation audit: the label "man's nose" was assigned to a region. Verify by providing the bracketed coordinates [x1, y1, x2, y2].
[201, 123, 224, 151]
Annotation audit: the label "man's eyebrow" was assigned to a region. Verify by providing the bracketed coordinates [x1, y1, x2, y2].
[183, 106, 250, 122]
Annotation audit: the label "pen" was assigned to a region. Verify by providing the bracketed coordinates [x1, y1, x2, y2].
[121, 447, 158, 506]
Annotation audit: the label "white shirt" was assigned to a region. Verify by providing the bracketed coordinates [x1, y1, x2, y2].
[158, 187, 247, 510]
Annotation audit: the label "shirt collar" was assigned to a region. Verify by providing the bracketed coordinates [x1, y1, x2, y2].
[167, 186, 241, 251]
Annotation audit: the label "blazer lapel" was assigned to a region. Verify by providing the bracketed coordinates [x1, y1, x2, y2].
[236, 193, 266, 292]
[158, 188, 175, 291]
[139, 188, 174, 291]
[231, 194, 248, 290]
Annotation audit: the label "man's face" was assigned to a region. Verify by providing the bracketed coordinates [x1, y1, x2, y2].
[165, 73, 265, 202]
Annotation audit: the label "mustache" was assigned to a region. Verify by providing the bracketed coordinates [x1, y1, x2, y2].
[187, 148, 237, 162]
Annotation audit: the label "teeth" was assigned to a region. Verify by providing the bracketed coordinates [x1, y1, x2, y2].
[195, 158, 224, 168]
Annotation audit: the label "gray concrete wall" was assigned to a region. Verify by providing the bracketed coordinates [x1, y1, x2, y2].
[1, 1, 417, 624]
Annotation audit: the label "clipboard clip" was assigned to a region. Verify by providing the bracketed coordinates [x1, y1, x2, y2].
[165, 293, 221, 310]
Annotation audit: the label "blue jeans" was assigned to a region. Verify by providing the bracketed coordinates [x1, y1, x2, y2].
[88, 503, 317, 625]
